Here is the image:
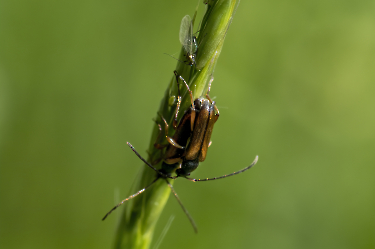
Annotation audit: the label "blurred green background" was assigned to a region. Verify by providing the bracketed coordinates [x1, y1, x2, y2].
[1, 0, 374, 248]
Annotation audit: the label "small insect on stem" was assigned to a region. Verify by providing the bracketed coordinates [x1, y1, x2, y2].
[179, 15, 199, 67]
[165, 15, 206, 68]
[102, 71, 258, 233]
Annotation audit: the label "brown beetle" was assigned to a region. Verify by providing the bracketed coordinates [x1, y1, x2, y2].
[102, 71, 258, 233]
[154, 71, 219, 177]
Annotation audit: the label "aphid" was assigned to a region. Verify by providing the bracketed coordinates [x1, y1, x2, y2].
[102, 71, 258, 233]
[179, 15, 199, 66]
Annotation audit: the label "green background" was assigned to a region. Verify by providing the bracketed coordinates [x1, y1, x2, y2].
[1, 0, 374, 248]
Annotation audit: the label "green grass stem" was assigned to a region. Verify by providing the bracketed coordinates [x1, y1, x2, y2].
[113, 1, 240, 248]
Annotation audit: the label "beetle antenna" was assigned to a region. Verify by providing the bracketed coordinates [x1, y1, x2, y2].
[102, 177, 160, 220]
[185, 155, 259, 182]
[127, 142, 174, 179]
[165, 179, 198, 233]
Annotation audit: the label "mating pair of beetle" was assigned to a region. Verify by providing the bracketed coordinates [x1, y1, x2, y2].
[102, 70, 258, 232]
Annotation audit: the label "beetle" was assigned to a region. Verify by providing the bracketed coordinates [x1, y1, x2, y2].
[102, 71, 258, 232]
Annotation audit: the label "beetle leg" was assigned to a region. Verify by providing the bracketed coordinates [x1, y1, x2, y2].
[153, 123, 168, 150]
[173, 95, 182, 129]
[174, 70, 196, 131]
[184, 155, 259, 182]
[206, 76, 220, 118]
[172, 72, 182, 129]
[151, 121, 170, 165]
[174, 71, 195, 108]
[159, 114, 185, 149]
[206, 95, 220, 118]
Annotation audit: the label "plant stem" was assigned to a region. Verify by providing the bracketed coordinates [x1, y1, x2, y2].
[113, 1, 240, 248]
